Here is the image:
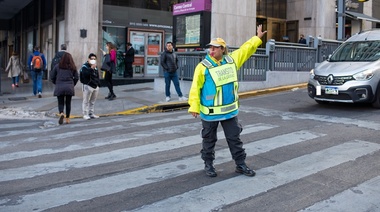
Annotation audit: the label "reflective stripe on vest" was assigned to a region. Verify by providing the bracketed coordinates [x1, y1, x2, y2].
[200, 55, 239, 115]
[200, 101, 239, 115]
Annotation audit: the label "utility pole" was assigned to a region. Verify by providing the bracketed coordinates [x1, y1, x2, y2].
[337, 0, 345, 41]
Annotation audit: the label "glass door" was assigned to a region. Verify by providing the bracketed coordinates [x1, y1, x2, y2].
[129, 29, 164, 77]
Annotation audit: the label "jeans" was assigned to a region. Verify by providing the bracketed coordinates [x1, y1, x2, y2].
[30, 70, 43, 95]
[12, 76, 19, 85]
[164, 71, 183, 97]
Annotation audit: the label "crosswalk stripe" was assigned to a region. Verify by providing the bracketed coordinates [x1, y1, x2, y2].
[0, 113, 187, 139]
[0, 122, 37, 129]
[240, 106, 380, 130]
[300, 175, 380, 211]
[127, 140, 380, 212]
[0, 123, 278, 181]
[0, 130, 321, 211]
[0, 122, 201, 162]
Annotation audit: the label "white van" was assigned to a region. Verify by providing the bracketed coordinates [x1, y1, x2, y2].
[308, 29, 380, 108]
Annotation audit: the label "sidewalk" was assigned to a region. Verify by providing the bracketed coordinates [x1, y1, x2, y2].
[0, 71, 188, 119]
[0, 71, 307, 120]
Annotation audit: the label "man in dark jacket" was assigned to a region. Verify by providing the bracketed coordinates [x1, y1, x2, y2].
[80, 53, 101, 120]
[160, 41, 187, 102]
[123, 42, 135, 78]
[298, 34, 307, 44]
[51, 44, 67, 71]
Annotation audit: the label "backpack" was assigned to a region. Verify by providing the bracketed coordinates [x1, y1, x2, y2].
[32, 54, 43, 70]
[79, 65, 86, 84]
[51, 52, 64, 71]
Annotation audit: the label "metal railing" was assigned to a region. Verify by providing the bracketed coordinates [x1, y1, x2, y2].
[160, 36, 343, 82]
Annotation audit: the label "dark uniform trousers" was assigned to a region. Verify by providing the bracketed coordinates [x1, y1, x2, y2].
[200, 116, 246, 165]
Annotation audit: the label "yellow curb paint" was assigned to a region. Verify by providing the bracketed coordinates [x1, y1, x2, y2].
[70, 83, 307, 118]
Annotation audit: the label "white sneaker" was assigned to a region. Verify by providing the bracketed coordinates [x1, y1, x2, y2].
[179, 96, 188, 101]
[83, 115, 91, 120]
[165, 97, 171, 102]
[89, 114, 99, 119]
[38, 92, 42, 98]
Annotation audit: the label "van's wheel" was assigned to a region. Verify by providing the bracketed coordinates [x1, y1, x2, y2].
[372, 85, 380, 108]
[315, 100, 329, 105]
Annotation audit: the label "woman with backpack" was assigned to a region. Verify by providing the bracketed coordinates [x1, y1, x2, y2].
[5, 51, 23, 87]
[50, 53, 79, 125]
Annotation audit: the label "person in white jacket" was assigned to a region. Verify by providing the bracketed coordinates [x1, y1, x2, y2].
[5, 51, 23, 87]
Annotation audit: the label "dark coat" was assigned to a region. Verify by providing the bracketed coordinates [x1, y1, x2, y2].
[124, 47, 135, 63]
[50, 66, 79, 96]
[80, 62, 100, 89]
[160, 50, 178, 73]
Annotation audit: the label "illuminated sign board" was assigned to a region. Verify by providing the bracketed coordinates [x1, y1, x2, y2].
[173, 0, 212, 48]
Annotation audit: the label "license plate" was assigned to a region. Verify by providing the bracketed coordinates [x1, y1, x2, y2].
[325, 86, 338, 95]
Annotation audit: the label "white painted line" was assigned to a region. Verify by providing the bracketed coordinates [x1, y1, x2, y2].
[240, 106, 380, 130]
[0, 124, 278, 181]
[0, 130, 322, 211]
[0, 122, 201, 162]
[0, 122, 38, 129]
[300, 176, 380, 212]
[128, 140, 380, 212]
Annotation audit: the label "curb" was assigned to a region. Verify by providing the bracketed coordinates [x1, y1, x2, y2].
[91, 83, 308, 117]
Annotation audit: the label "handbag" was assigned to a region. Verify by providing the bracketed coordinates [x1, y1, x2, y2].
[22, 68, 29, 83]
[101, 54, 111, 72]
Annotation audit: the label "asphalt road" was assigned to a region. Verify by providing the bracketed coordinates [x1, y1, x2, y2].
[1, 88, 380, 212]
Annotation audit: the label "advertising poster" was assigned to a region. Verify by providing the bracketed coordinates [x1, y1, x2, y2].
[130, 32, 145, 55]
[133, 57, 144, 74]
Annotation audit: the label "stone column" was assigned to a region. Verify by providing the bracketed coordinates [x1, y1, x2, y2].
[288, 0, 336, 40]
[65, 0, 102, 68]
[210, 0, 257, 47]
[362, 1, 374, 31]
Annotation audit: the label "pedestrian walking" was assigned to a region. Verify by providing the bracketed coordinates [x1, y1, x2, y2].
[50, 53, 79, 125]
[80, 53, 101, 120]
[27, 46, 47, 98]
[5, 51, 23, 88]
[101, 42, 117, 100]
[160, 41, 187, 102]
[51, 44, 67, 71]
[188, 25, 267, 177]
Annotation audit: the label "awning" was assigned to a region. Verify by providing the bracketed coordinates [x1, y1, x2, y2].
[345, 11, 380, 23]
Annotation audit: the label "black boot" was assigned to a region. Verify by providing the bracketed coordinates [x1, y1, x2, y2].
[235, 163, 256, 177]
[105, 93, 111, 99]
[108, 93, 116, 101]
[204, 162, 217, 177]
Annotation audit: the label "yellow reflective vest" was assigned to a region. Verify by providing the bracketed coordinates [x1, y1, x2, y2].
[188, 36, 263, 121]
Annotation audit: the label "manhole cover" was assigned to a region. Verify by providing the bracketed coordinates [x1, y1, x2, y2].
[8, 97, 27, 101]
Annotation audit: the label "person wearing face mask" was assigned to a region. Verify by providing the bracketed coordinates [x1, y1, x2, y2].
[188, 25, 267, 177]
[80, 53, 101, 120]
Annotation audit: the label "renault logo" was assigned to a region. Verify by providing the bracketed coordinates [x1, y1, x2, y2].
[327, 74, 334, 84]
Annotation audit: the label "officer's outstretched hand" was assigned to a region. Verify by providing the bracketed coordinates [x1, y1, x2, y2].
[257, 24, 267, 39]
[191, 112, 199, 118]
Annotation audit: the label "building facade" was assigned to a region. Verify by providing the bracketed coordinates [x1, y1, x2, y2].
[0, 0, 379, 79]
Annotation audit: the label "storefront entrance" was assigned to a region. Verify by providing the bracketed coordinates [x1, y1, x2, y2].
[128, 29, 164, 77]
